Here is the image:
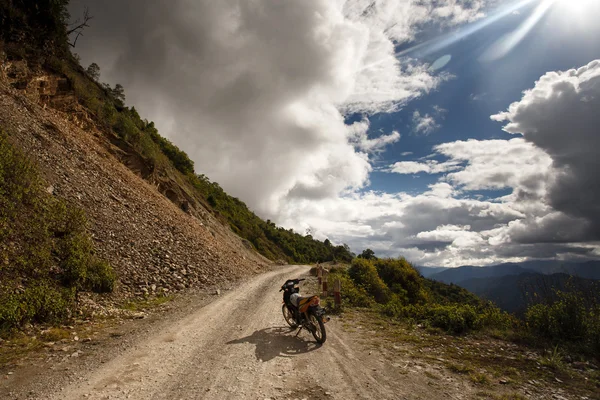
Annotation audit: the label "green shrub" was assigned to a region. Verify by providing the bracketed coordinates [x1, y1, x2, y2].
[144, 121, 194, 175]
[86, 260, 116, 293]
[381, 297, 406, 318]
[524, 290, 600, 359]
[374, 258, 426, 305]
[59, 234, 93, 289]
[478, 304, 516, 330]
[99, 102, 117, 128]
[113, 113, 140, 143]
[396, 303, 480, 333]
[0, 0, 71, 59]
[526, 291, 588, 341]
[333, 255, 514, 336]
[349, 258, 392, 304]
[424, 279, 482, 306]
[426, 304, 480, 334]
[338, 274, 374, 308]
[0, 130, 115, 332]
[0, 283, 73, 331]
[589, 307, 600, 356]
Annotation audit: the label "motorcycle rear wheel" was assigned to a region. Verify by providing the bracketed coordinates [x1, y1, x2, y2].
[309, 313, 326, 344]
[282, 304, 298, 328]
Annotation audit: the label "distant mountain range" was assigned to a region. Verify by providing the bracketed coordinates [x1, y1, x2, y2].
[416, 261, 600, 314]
[460, 273, 600, 314]
[417, 260, 600, 283]
[416, 266, 450, 278]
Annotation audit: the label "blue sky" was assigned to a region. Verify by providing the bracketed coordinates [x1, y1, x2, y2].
[72, 0, 600, 267]
[365, 0, 600, 196]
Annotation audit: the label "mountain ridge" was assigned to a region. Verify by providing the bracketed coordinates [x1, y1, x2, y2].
[426, 260, 600, 285]
[460, 272, 600, 314]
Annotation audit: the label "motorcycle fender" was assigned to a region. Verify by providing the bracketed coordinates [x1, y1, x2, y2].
[312, 306, 327, 317]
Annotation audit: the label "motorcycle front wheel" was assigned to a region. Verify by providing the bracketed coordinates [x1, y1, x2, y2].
[282, 304, 298, 328]
[309, 313, 326, 344]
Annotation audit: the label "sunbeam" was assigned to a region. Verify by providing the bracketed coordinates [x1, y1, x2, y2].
[359, 0, 538, 72]
[480, 0, 555, 62]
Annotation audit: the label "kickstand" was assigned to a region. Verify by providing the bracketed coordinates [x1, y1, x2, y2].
[295, 326, 303, 337]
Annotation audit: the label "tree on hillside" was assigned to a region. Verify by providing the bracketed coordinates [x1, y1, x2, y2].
[358, 248, 377, 260]
[86, 63, 100, 80]
[67, 7, 93, 48]
[111, 84, 126, 106]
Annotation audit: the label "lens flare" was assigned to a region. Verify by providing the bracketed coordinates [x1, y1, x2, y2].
[557, 0, 596, 12]
[480, 0, 554, 62]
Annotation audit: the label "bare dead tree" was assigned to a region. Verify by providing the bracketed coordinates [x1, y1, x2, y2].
[67, 7, 93, 48]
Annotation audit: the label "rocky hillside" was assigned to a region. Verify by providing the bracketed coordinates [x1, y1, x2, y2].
[0, 57, 270, 300]
[0, 0, 353, 331]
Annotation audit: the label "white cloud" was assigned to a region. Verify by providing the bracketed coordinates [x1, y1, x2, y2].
[412, 105, 446, 134]
[417, 225, 485, 248]
[70, 2, 600, 267]
[277, 185, 532, 267]
[386, 159, 462, 174]
[436, 138, 552, 194]
[412, 110, 440, 134]
[302, 128, 597, 266]
[492, 59, 600, 241]
[387, 138, 553, 200]
[71, 0, 489, 219]
[348, 118, 401, 153]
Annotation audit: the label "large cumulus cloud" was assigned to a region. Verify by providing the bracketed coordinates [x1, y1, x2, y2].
[67, 2, 600, 266]
[69, 0, 487, 218]
[492, 60, 600, 240]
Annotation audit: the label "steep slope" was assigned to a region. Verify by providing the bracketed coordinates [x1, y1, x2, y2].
[0, 72, 269, 299]
[0, 0, 355, 267]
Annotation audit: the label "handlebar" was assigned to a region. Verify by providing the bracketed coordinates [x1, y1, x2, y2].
[279, 278, 305, 291]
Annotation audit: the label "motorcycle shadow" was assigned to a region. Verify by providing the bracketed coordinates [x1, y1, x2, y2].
[226, 326, 322, 362]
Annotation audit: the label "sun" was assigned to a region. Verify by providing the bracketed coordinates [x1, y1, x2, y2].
[556, 0, 597, 13]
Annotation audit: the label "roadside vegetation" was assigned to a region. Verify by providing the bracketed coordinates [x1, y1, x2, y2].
[0, 130, 115, 335]
[328, 255, 600, 361]
[330, 258, 515, 335]
[323, 255, 599, 397]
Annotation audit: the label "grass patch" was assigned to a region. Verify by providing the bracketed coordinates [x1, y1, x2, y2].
[40, 327, 71, 342]
[538, 345, 566, 371]
[121, 294, 174, 312]
[470, 372, 490, 385]
[446, 362, 474, 374]
[0, 333, 42, 365]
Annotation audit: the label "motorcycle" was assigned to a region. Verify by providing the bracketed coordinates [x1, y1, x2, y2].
[279, 278, 329, 344]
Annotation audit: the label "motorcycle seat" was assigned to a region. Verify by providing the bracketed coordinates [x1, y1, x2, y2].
[291, 294, 317, 308]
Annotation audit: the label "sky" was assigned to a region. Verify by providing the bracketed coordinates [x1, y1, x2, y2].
[68, 0, 600, 267]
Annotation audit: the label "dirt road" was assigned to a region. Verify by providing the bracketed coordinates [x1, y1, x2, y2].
[8, 265, 468, 400]
[36, 266, 381, 399]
